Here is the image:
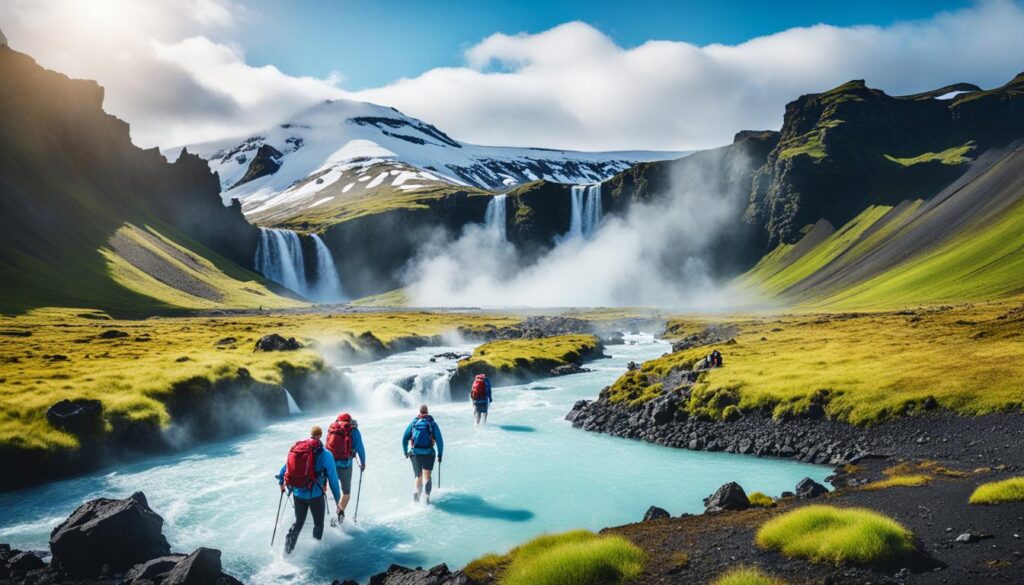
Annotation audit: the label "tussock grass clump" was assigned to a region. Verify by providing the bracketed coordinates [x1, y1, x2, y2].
[756, 505, 915, 565]
[712, 567, 788, 585]
[861, 474, 931, 491]
[465, 529, 645, 585]
[747, 492, 775, 507]
[969, 477, 1024, 505]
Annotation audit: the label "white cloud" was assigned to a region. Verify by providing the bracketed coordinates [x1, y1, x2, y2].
[2, 0, 1024, 150]
[0, 0, 344, 148]
[352, 0, 1024, 151]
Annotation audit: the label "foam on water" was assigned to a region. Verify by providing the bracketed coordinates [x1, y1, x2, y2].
[0, 339, 829, 583]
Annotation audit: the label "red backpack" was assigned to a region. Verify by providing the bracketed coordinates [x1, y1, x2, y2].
[471, 374, 487, 400]
[284, 438, 323, 490]
[326, 414, 355, 460]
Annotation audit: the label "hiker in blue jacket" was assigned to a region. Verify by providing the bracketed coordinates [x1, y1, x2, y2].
[470, 374, 493, 426]
[277, 426, 341, 554]
[402, 405, 444, 504]
[325, 413, 366, 524]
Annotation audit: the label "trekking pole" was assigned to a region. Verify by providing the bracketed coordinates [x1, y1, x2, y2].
[353, 466, 364, 524]
[438, 458, 442, 490]
[271, 489, 284, 547]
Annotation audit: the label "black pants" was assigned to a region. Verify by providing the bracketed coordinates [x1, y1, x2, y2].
[284, 494, 325, 553]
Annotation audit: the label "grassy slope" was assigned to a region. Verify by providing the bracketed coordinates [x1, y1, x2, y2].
[104, 223, 303, 311]
[630, 298, 1024, 424]
[0, 309, 518, 452]
[884, 141, 975, 166]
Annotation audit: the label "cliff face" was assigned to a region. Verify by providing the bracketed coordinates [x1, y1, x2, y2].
[745, 75, 1024, 248]
[0, 46, 259, 313]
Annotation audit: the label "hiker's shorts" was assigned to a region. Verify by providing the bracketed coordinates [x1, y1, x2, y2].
[410, 452, 435, 475]
[337, 465, 353, 494]
[473, 401, 489, 414]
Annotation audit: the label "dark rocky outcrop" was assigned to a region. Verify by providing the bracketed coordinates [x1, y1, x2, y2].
[642, 506, 671, 522]
[253, 333, 303, 351]
[795, 477, 829, 499]
[45, 399, 103, 436]
[0, 44, 259, 314]
[363, 563, 475, 585]
[667, 324, 738, 352]
[230, 143, 283, 190]
[549, 363, 591, 376]
[703, 482, 750, 513]
[1, 493, 242, 585]
[745, 74, 1024, 248]
[50, 491, 170, 576]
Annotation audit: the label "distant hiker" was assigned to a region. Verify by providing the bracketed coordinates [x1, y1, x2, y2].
[470, 373, 493, 426]
[277, 426, 341, 554]
[325, 413, 366, 524]
[402, 405, 444, 504]
[710, 350, 723, 368]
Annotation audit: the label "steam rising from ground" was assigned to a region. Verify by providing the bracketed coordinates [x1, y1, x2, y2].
[403, 151, 753, 308]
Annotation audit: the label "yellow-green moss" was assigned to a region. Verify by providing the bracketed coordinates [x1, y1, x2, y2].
[756, 505, 915, 565]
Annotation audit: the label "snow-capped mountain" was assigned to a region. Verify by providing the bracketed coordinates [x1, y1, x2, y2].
[175, 98, 680, 227]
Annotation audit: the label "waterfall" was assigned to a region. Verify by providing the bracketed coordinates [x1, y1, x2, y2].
[254, 227, 345, 302]
[283, 387, 302, 415]
[484, 194, 508, 240]
[567, 183, 603, 239]
[311, 234, 345, 302]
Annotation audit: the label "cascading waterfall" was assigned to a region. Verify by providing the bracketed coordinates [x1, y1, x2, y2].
[567, 183, 603, 238]
[282, 387, 302, 415]
[484, 194, 508, 240]
[255, 228, 305, 293]
[310, 234, 345, 301]
[254, 227, 345, 302]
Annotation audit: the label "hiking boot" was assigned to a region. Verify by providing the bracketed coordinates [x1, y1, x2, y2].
[413, 492, 420, 503]
[425, 494, 431, 506]
[338, 510, 345, 524]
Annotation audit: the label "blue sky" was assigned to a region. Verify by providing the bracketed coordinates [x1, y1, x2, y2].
[241, 0, 974, 89]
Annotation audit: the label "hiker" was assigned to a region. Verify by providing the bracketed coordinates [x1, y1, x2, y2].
[470, 373, 493, 426]
[710, 350, 724, 368]
[402, 405, 444, 504]
[325, 413, 366, 525]
[277, 426, 341, 554]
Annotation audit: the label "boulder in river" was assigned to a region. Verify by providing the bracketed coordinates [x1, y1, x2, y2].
[50, 491, 170, 576]
[643, 506, 671, 521]
[795, 477, 829, 498]
[253, 333, 303, 352]
[703, 482, 750, 513]
[550, 363, 591, 376]
[366, 563, 475, 585]
[45, 399, 103, 436]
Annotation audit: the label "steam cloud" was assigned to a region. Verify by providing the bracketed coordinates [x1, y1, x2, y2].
[403, 151, 754, 308]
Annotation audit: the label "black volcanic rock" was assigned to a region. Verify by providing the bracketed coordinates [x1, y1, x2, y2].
[45, 399, 103, 436]
[49, 492, 170, 577]
[643, 506, 671, 521]
[703, 482, 750, 512]
[231, 143, 283, 189]
[254, 333, 303, 352]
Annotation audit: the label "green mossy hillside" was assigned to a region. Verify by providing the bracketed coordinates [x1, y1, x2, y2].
[456, 334, 604, 385]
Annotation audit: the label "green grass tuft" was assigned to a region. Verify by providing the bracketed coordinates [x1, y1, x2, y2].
[712, 567, 788, 585]
[747, 492, 775, 507]
[861, 474, 931, 491]
[756, 505, 916, 565]
[969, 477, 1024, 505]
[466, 530, 645, 585]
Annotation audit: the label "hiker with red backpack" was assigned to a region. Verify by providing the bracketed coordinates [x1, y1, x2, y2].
[276, 426, 341, 554]
[402, 405, 444, 504]
[470, 373, 493, 426]
[325, 413, 366, 525]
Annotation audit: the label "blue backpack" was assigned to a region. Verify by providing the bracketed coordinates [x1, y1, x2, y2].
[411, 416, 434, 449]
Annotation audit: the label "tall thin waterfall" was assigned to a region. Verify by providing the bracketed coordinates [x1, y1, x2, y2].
[255, 228, 306, 293]
[484, 194, 508, 240]
[568, 183, 603, 238]
[311, 234, 345, 302]
[255, 227, 345, 302]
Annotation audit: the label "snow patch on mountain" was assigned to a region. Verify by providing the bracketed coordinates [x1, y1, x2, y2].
[174, 97, 681, 224]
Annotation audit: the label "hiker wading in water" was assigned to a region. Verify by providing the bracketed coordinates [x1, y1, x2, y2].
[402, 405, 444, 504]
[325, 412, 365, 524]
[470, 373, 493, 426]
[277, 426, 341, 553]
